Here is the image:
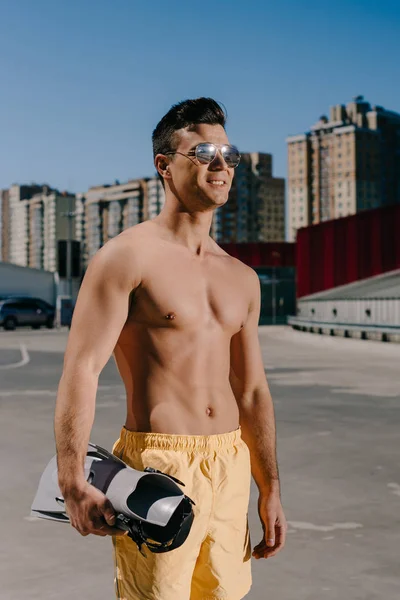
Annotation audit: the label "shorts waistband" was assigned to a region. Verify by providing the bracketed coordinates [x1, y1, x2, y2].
[118, 426, 242, 452]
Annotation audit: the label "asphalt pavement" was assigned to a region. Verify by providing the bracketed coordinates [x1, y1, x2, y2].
[1, 326, 399, 600]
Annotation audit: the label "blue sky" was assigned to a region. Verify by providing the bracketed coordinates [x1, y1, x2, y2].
[1, 0, 399, 192]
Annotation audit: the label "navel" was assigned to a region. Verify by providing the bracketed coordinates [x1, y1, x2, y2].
[206, 407, 213, 417]
[164, 312, 176, 320]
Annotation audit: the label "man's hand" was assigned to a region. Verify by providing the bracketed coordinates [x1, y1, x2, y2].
[63, 481, 128, 538]
[252, 490, 287, 559]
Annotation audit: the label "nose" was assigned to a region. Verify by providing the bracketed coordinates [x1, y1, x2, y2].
[208, 149, 227, 171]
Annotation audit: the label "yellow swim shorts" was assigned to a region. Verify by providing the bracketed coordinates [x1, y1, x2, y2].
[112, 426, 252, 600]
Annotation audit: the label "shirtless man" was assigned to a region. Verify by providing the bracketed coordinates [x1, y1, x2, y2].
[54, 97, 286, 600]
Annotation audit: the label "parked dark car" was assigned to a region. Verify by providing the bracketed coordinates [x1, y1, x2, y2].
[0, 297, 56, 330]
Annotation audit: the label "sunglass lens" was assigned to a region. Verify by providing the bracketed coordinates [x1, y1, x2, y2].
[222, 146, 241, 167]
[196, 143, 217, 164]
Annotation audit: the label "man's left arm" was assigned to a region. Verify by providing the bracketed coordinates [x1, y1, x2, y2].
[230, 267, 287, 559]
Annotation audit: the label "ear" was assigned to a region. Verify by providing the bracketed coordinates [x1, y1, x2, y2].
[155, 154, 172, 182]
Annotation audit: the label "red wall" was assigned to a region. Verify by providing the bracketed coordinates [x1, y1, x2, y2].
[296, 204, 400, 297]
[220, 242, 296, 267]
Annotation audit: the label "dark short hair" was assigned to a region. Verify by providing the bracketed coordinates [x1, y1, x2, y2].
[152, 97, 226, 184]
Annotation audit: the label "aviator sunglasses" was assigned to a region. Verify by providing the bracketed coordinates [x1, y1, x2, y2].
[165, 143, 241, 168]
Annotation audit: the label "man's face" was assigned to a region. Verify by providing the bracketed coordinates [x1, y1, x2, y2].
[165, 123, 235, 209]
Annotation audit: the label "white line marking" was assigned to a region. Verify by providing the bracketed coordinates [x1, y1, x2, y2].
[0, 390, 56, 397]
[0, 343, 30, 369]
[388, 483, 400, 497]
[1, 389, 123, 399]
[288, 521, 363, 532]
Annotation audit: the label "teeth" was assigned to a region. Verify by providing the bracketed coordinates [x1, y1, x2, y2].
[209, 181, 225, 186]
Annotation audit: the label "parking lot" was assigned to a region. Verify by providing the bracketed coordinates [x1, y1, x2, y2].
[1, 326, 399, 599]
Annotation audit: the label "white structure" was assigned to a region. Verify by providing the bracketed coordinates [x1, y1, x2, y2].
[8, 185, 30, 266]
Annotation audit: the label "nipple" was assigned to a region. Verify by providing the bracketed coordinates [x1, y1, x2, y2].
[164, 312, 176, 320]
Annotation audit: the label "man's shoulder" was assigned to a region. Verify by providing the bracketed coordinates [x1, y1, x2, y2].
[95, 222, 153, 258]
[87, 223, 152, 286]
[113, 221, 154, 247]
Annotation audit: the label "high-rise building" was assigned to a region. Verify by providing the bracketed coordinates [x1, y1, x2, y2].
[77, 177, 165, 266]
[146, 177, 165, 221]
[28, 187, 76, 272]
[0, 188, 10, 262]
[211, 153, 285, 243]
[7, 184, 47, 266]
[287, 96, 400, 241]
[1, 184, 77, 271]
[3, 184, 77, 271]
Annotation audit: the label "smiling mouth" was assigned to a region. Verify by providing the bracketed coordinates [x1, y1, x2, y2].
[207, 181, 226, 186]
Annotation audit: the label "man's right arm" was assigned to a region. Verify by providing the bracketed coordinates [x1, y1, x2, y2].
[54, 236, 141, 536]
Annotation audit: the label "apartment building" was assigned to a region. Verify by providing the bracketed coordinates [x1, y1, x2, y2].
[146, 177, 165, 220]
[211, 152, 285, 243]
[28, 188, 76, 272]
[287, 96, 400, 241]
[6, 184, 47, 266]
[1, 184, 76, 271]
[77, 177, 165, 267]
[0, 188, 10, 262]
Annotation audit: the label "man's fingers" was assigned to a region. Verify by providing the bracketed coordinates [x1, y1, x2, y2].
[101, 499, 117, 526]
[104, 512, 116, 526]
[86, 523, 127, 537]
[265, 520, 276, 547]
[253, 523, 287, 559]
[263, 546, 279, 558]
[252, 539, 267, 559]
[74, 516, 127, 538]
[263, 538, 283, 558]
[92, 514, 127, 536]
[262, 523, 287, 558]
[95, 524, 127, 536]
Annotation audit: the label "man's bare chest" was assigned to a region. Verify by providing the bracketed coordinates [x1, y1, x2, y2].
[126, 254, 249, 334]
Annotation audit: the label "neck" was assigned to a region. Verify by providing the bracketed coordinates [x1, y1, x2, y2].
[153, 194, 214, 258]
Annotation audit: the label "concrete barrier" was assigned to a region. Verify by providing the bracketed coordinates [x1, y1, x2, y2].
[288, 316, 400, 343]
